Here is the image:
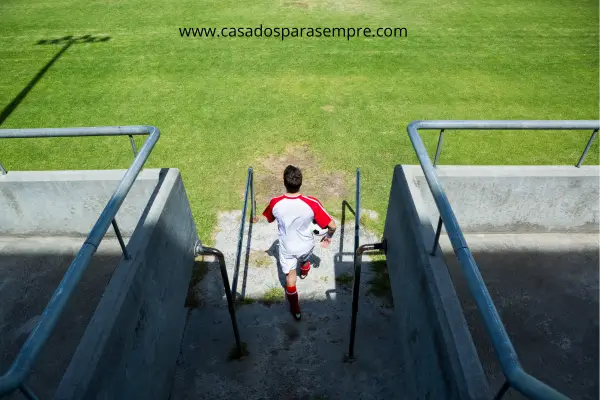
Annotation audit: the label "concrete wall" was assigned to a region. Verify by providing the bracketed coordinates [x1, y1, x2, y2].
[0, 170, 161, 237]
[408, 166, 599, 233]
[384, 165, 490, 400]
[54, 168, 197, 400]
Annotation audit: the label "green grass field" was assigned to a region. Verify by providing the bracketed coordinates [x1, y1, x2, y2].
[1, 0, 598, 241]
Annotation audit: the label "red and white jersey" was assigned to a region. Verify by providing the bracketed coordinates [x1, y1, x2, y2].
[262, 194, 332, 256]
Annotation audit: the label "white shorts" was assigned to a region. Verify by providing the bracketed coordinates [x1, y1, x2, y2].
[279, 247, 313, 274]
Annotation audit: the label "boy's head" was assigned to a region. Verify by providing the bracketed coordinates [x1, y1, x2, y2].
[283, 165, 302, 193]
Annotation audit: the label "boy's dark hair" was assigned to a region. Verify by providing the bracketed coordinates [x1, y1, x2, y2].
[283, 165, 302, 193]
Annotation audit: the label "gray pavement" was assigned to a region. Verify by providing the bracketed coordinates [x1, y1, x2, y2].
[0, 236, 123, 399]
[440, 233, 599, 400]
[172, 211, 406, 400]
[3, 220, 595, 399]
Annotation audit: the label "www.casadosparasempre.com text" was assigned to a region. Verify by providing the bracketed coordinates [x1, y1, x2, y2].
[179, 25, 407, 40]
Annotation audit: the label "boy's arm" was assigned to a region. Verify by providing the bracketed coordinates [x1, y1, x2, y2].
[251, 201, 275, 223]
[306, 196, 336, 247]
[321, 220, 337, 248]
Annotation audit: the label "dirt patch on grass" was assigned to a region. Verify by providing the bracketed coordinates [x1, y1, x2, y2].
[321, 105, 334, 112]
[254, 143, 349, 206]
[287, 1, 309, 7]
[282, 0, 374, 13]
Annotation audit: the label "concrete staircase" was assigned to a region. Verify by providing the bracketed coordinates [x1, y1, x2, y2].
[171, 211, 406, 400]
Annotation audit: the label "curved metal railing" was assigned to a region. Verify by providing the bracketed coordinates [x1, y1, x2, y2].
[344, 168, 385, 362]
[231, 167, 255, 301]
[407, 120, 600, 400]
[0, 126, 160, 399]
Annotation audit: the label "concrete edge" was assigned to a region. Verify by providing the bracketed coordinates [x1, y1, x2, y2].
[393, 165, 490, 399]
[0, 169, 167, 182]
[53, 168, 180, 400]
[401, 164, 600, 178]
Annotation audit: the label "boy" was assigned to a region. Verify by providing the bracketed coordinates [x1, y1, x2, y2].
[251, 165, 337, 320]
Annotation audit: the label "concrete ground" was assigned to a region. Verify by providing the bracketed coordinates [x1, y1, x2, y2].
[440, 233, 599, 400]
[172, 211, 405, 400]
[0, 236, 123, 399]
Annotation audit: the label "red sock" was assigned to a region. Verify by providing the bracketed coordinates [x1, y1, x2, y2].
[286, 286, 300, 313]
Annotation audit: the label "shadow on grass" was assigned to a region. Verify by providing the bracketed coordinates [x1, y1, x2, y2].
[0, 34, 110, 126]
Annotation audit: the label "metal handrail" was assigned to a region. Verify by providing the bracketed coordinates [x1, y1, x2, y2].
[354, 169, 360, 265]
[194, 241, 245, 359]
[0, 126, 160, 399]
[430, 121, 598, 168]
[346, 169, 361, 360]
[407, 120, 600, 400]
[344, 169, 385, 362]
[231, 167, 255, 301]
[343, 168, 360, 362]
[337, 200, 355, 263]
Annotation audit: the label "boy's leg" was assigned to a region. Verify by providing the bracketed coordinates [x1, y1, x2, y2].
[299, 248, 313, 279]
[286, 268, 297, 288]
[285, 269, 301, 320]
[280, 249, 302, 320]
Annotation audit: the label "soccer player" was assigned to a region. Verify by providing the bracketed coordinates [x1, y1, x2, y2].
[251, 165, 336, 320]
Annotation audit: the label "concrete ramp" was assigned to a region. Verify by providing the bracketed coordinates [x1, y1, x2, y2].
[0, 168, 198, 400]
[173, 211, 405, 399]
[0, 237, 122, 400]
[1, 164, 597, 400]
[385, 165, 599, 400]
[384, 166, 489, 400]
[441, 233, 598, 399]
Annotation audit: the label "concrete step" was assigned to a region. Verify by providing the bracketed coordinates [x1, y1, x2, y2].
[172, 211, 405, 400]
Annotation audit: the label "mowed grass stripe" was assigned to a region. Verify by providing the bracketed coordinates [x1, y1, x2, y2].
[0, 0, 597, 241]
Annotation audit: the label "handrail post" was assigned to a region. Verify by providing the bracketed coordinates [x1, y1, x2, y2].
[576, 129, 598, 167]
[431, 216, 443, 256]
[346, 248, 363, 362]
[231, 168, 252, 301]
[129, 135, 138, 156]
[19, 384, 39, 400]
[354, 169, 360, 260]
[111, 218, 131, 260]
[493, 381, 511, 400]
[405, 120, 597, 400]
[345, 242, 384, 362]
[345, 169, 389, 362]
[195, 241, 245, 359]
[339, 200, 356, 263]
[433, 129, 445, 167]
[344, 168, 361, 362]
[0, 126, 160, 396]
[339, 201, 346, 263]
[250, 168, 255, 219]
